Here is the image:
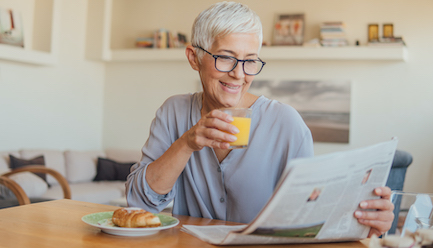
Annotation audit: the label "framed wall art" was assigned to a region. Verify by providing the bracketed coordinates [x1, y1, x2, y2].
[273, 13, 304, 46]
[249, 79, 351, 143]
[368, 24, 379, 42]
[0, 8, 24, 47]
[383, 23, 394, 38]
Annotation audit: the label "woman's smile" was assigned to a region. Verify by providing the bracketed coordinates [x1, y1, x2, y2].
[220, 81, 243, 93]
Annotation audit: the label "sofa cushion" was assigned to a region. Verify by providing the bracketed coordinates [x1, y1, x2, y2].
[20, 150, 66, 186]
[9, 155, 47, 183]
[0, 172, 48, 199]
[64, 150, 106, 183]
[93, 157, 134, 181]
[41, 181, 125, 205]
[0, 151, 19, 174]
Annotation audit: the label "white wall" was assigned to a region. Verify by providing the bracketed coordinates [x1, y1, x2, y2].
[0, 0, 432, 194]
[103, 0, 433, 193]
[0, 0, 105, 150]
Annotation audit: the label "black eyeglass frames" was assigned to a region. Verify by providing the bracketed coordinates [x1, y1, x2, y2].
[193, 45, 266, 76]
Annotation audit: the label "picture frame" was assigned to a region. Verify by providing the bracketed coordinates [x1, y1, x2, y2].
[249, 79, 351, 144]
[0, 8, 24, 47]
[272, 13, 304, 46]
[383, 23, 394, 38]
[368, 24, 379, 42]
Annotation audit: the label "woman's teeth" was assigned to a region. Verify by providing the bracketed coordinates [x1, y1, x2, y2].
[221, 82, 240, 89]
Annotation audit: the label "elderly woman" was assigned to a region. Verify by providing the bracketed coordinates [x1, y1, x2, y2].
[126, 2, 394, 237]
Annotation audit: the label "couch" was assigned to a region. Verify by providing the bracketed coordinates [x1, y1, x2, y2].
[0, 148, 412, 212]
[0, 149, 141, 206]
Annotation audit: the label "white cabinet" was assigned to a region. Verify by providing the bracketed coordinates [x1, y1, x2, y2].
[0, 0, 60, 65]
[86, 0, 408, 63]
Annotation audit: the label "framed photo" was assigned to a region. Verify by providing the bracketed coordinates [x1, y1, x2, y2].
[273, 13, 304, 46]
[0, 8, 24, 47]
[249, 79, 351, 144]
[368, 24, 379, 42]
[383, 23, 394, 38]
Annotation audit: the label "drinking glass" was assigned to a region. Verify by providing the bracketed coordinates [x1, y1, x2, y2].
[221, 108, 252, 149]
[387, 191, 433, 236]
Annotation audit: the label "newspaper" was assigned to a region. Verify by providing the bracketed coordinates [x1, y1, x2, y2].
[181, 138, 399, 245]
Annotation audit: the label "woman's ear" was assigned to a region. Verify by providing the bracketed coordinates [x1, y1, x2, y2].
[185, 45, 200, 71]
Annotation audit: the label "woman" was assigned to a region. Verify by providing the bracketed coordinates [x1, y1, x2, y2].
[126, 2, 394, 237]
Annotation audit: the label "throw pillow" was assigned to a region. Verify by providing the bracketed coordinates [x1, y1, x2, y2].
[0, 172, 48, 200]
[93, 157, 135, 181]
[9, 155, 47, 183]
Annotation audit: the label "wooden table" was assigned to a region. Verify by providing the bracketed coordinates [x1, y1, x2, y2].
[0, 199, 369, 247]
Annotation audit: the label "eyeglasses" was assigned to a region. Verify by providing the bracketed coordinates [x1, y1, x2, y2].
[193, 45, 266, 76]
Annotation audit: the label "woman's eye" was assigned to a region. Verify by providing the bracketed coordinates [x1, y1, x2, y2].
[218, 56, 233, 61]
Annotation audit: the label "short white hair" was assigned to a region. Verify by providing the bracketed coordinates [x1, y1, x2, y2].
[191, 2, 263, 59]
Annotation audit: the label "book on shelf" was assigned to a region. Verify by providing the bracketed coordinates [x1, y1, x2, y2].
[136, 29, 188, 49]
[320, 21, 348, 47]
[136, 37, 153, 48]
[182, 138, 398, 245]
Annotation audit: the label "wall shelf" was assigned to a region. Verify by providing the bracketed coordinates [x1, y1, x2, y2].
[86, 0, 408, 63]
[104, 46, 408, 62]
[0, 0, 60, 66]
[0, 44, 57, 65]
[260, 46, 408, 61]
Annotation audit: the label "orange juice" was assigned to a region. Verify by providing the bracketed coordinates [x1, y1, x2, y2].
[229, 117, 251, 148]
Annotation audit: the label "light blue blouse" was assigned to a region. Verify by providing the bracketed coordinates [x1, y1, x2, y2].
[126, 92, 314, 223]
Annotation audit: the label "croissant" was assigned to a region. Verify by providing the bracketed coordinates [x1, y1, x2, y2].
[112, 207, 161, 228]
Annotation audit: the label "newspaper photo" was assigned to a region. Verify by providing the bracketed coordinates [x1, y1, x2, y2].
[181, 138, 399, 245]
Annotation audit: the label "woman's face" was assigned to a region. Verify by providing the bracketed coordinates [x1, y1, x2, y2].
[198, 33, 260, 111]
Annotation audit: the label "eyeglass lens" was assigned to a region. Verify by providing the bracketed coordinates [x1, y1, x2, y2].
[215, 56, 263, 75]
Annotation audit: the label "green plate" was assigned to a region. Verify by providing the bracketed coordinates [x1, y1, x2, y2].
[82, 211, 179, 236]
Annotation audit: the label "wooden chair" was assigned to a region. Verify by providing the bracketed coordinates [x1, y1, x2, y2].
[0, 165, 71, 208]
[385, 150, 414, 234]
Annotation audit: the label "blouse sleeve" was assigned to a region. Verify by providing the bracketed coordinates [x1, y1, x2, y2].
[126, 96, 183, 213]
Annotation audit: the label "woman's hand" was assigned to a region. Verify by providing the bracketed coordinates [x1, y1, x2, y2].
[182, 109, 238, 151]
[354, 186, 395, 237]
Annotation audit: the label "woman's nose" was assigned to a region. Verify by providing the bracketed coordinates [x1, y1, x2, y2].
[229, 62, 245, 79]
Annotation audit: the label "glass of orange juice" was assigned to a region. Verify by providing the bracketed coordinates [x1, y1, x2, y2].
[221, 108, 252, 149]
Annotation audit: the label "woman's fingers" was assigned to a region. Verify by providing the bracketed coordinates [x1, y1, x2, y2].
[354, 187, 395, 237]
[206, 109, 234, 123]
[185, 109, 238, 150]
[360, 219, 392, 237]
[374, 186, 392, 200]
[358, 198, 394, 213]
[368, 228, 383, 238]
[355, 210, 394, 237]
[354, 204, 394, 221]
[204, 110, 238, 133]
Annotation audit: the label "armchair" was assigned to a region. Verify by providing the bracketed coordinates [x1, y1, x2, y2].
[0, 176, 30, 205]
[0, 165, 71, 208]
[385, 150, 414, 234]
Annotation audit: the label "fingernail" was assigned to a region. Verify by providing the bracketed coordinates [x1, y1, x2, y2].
[228, 135, 237, 142]
[355, 211, 362, 218]
[227, 115, 234, 122]
[360, 201, 368, 208]
[375, 188, 382, 195]
[232, 127, 239, 134]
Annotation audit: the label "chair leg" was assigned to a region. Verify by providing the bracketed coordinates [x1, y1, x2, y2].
[0, 176, 31, 205]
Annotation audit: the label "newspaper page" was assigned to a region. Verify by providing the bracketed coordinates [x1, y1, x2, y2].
[181, 138, 398, 245]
